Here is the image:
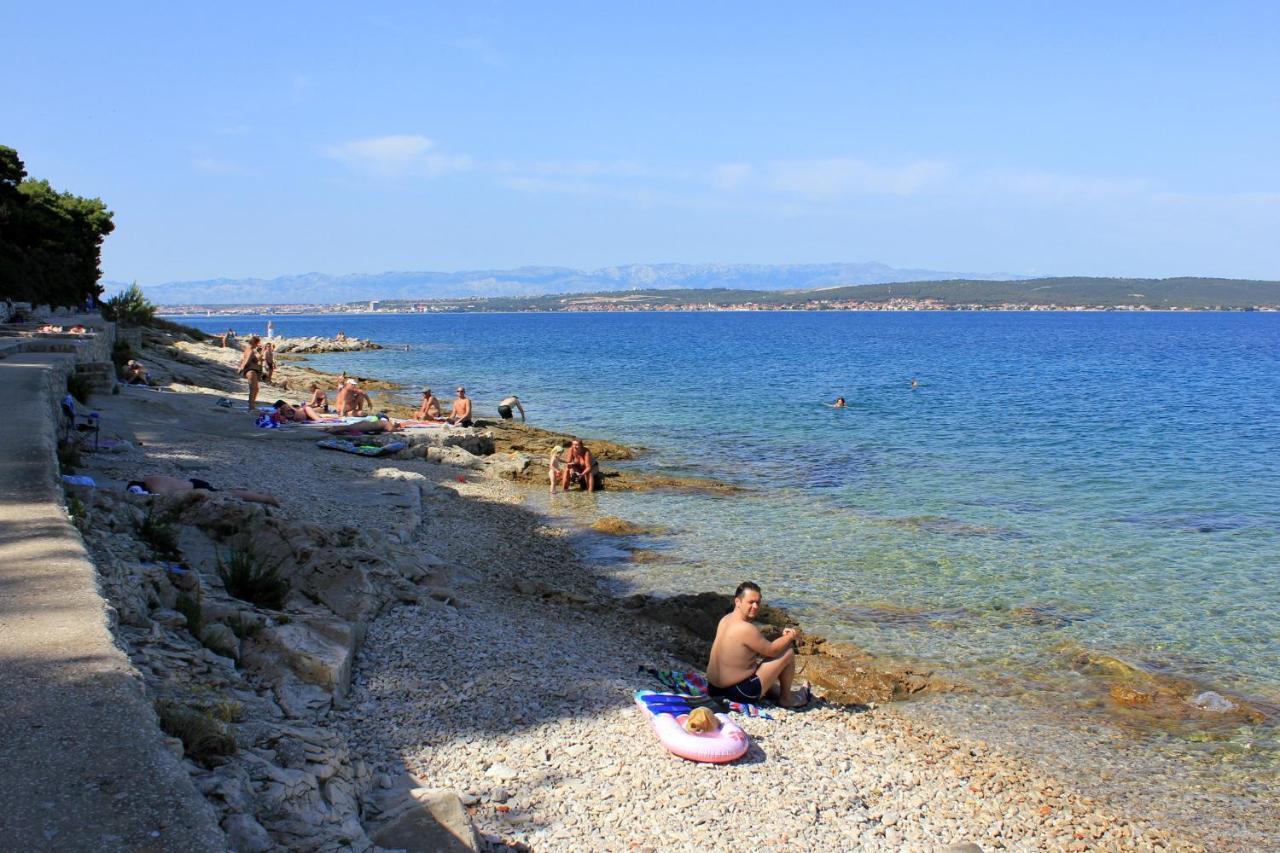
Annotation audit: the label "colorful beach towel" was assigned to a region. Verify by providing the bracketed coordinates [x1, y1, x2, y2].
[316, 437, 407, 457]
[639, 667, 774, 720]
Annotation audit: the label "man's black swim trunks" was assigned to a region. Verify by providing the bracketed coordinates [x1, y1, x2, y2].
[497, 404, 513, 419]
[709, 674, 763, 703]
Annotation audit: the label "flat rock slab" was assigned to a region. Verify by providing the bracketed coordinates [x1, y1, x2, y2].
[372, 788, 479, 852]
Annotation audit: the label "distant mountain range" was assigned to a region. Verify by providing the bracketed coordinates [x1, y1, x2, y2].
[110, 262, 1027, 305]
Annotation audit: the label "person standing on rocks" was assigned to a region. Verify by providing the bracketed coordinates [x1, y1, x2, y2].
[707, 581, 810, 707]
[497, 395, 525, 421]
[261, 342, 276, 382]
[448, 386, 473, 427]
[238, 335, 263, 411]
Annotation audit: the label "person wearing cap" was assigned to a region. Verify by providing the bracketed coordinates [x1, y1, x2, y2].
[497, 394, 525, 421]
[416, 388, 444, 421]
[447, 386, 473, 427]
[337, 378, 371, 416]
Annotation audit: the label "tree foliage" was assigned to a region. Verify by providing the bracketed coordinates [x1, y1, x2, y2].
[101, 282, 156, 326]
[0, 145, 115, 308]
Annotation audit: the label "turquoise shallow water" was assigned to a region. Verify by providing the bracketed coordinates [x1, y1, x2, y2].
[194, 311, 1280, 782]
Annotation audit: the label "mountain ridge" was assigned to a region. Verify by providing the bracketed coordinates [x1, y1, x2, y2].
[108, 261, 1027, 305]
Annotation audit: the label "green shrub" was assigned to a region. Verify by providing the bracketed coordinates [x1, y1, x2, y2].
[65, 493, 86, 521]
[225, 612, 263, 640]
[175, 591, 203, 637]
[101, 282, 155, 326]
[110, 339, 133, 370]
[56, 440, 81, 474]
[155, 701, 236, 767]
[217, 545, 290, 610]
[66, 372, 92, 404]
[136, 509, 182, 560]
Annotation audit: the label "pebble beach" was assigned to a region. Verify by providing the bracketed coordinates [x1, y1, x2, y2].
[70, 329, 1236, 849]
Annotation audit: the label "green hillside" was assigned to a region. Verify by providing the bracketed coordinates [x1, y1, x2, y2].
[372, 276, 1280, 312]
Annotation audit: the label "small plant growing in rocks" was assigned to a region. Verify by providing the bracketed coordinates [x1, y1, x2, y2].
[217, 545, 290, 610]
[156, 700, 236, 767]
[135, 509, 182, 560]
[56, 440, 81, 474]
[175, 591, 203, 637]
[225, 612, 263, 640]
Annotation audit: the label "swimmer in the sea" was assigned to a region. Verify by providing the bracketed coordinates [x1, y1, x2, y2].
[910, 378, 919, 389]
[831, 397, 847, 408]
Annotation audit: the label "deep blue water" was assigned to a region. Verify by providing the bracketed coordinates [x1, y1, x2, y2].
[191, 311, 1280, 729]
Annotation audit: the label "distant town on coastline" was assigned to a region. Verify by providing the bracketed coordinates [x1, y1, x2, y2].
[146, 274, 1280, 315]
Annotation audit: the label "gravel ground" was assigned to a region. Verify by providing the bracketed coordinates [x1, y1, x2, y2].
[90, 383, 1203, 851]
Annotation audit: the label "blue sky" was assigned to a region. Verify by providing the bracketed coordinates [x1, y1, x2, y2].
[5, 2, 1279, 284]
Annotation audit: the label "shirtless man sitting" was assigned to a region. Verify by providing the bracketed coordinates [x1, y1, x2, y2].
[706, 581, 810, 707]
[337, 379, 371, 416]
[417, 388, 444, 421]
[559, 439, 599, 492]
[448, 386, 472, 427]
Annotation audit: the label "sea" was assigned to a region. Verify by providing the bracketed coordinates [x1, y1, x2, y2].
[188, 309, 1280, 836]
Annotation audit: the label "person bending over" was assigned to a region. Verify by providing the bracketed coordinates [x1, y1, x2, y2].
[498, 395, 525, 421]
[559, 438, 599, 492]
[448, 386, 472, 427]
[706, 581, 810, 707]
[417, 388, 444, 421]
[126, 475, 279, 506]
[124, 360, 152, 386]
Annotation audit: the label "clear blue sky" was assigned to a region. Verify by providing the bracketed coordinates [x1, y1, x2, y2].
[5, 2, 1278, 284]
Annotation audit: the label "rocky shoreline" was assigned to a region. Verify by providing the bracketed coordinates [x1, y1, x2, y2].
[59, 322, 1214, 849]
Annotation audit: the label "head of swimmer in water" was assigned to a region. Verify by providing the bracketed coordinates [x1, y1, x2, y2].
[835, 397, 846, 407]
[734, 581, 762, 618]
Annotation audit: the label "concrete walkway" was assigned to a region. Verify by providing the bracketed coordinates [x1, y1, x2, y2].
[0, 354, 225, 851]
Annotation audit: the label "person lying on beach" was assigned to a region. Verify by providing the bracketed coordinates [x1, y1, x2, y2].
[306, 383, 328, 412]
[448, 386, 472, 427]
[706, 581, 810, 708]
[417, 388, 444, 421]
[69, 324, 87, 334]
[548, 444, 566, 492]
[559, 438, 600, 492]
[498, 395, 525, 421]
[323, 414, 400, 435]
[272, 399, 322, 422]
[126, 475, 279, 506]
[124, 360, 152, 386]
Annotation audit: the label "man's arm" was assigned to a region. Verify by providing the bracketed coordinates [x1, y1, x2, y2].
[738, 623, 796, 659]
[515, 399, 525, 421]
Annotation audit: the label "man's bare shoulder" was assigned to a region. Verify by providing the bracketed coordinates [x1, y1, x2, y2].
[721, 614, 762, 639]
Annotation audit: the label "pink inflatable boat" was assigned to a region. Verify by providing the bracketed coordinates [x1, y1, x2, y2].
[635, 690, 750, 764]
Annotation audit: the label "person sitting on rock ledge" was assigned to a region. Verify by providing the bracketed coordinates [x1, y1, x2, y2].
[336, 379, 372, 416]
[124, 359, 152, 386]
[706, 581, 811, 707]
[417, 388, 444, 421]
[306, 382, 328, 412]
[448, 386, 473, 427]
[125, 475, 279, 505]
[559, 438, 599, 492]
